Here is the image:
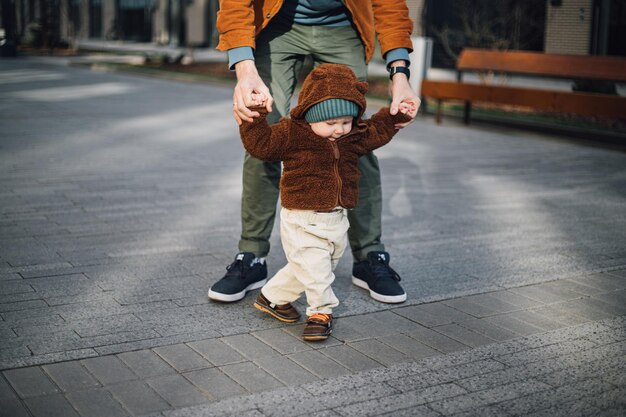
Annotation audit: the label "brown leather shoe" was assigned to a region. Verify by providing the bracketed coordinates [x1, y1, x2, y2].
[302, 313, 333, 341]
[254, 293, 301, 323]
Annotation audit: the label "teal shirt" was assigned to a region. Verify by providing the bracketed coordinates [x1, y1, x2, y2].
[275, 0, 351, 26]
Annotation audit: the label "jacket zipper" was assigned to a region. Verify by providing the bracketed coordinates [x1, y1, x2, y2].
[330, 142, 342, 207]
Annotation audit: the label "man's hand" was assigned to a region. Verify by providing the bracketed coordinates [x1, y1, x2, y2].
[389, 62, 421, 129]
[233, 60, 274, 125]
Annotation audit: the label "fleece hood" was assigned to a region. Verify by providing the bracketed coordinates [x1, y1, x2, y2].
[290, 64, 368, 121]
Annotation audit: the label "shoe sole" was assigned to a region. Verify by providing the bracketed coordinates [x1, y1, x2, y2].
[254, 302, 300, 323]
[352, 276, 407, 303]
[302, 333, 331, 342]
[208, 279, 268, 303]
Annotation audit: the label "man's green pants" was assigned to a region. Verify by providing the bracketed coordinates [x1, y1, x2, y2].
[239, 21, 385, 262]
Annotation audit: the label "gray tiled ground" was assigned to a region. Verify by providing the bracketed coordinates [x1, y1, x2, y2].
[1, 56, 626, 416]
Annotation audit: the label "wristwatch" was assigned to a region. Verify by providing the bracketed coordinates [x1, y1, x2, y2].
[389, 66, 410, 80]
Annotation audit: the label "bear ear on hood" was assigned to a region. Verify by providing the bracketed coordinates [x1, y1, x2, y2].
[356, 81, 368, 94]
[310, 67, 328, 80]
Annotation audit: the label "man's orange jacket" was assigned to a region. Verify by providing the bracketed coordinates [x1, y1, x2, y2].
[216, 0, 414, 63]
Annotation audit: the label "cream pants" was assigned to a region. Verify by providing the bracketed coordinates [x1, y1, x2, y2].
[262, 207, 349, 316]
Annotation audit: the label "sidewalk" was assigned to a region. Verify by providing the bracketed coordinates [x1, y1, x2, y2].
[1, 56, 625, 417]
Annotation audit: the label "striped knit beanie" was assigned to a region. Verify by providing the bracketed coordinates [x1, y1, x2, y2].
[304, 98, 359, 123]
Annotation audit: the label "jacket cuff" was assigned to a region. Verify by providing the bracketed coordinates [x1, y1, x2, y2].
[228, 46, 255, 70]
[391, 111, 413, 125]
[384, 48, 411, 70]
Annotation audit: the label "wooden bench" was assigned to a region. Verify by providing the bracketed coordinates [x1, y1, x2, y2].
[421, 48, 626, 124]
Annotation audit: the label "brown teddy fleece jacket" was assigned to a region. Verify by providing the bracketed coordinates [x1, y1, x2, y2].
[240, 63, 411, 212]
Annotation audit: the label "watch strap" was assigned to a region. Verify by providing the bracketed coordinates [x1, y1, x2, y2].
[389, 66, 410, 80]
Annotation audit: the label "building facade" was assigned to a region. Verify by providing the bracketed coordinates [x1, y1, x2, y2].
[2, 0, 623, 60]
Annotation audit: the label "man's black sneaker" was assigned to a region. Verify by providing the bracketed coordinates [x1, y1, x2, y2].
[208, 252, 268, 302]
[352, 251, 407, 303]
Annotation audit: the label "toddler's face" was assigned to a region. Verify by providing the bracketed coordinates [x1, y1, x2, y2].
[309, 116, 354, 141]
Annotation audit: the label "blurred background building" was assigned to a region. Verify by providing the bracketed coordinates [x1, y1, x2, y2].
[1, 0, 624, 66]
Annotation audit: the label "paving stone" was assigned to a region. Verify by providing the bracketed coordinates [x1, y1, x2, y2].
[219, 362, 284, 393]
[365, 310, 431, 333]
[326, 317, 371, 343]
[535, 363, 615, 389]
[378, 334, 440, 359]
[482, 290, 545, 309]
[456, 318, 520, 341]
[607, 268, 626, 279]
[549, 279, 608, 296]
[81, 356, 137, 385]
[70, 314, 146, 338]
[153, 344, 212, 372]
[584, 386, 626, 410]
[287, 350, 351, 379]
[183, 368, 247, 401]
[0, 291, 41, 305]
[496, 338, 598, 368]
[108, 380, 170, 415]
[42, 361, 100, 392]
[583, 295, 626, 315]
[24, 393, 80, 417]
[522, 402, 601, 417]
[334, 383, 466, 417]
[494, 377, 614, 416]
[555, 298, 618, 321]
[0, 375, 17, 402]
[306, 411, 343, 417]
[426, 390, 489, 415]
[509, 284, 582, 304]
[260, 382, 400, 417]
[187, 338, 246, 366]
[476, 379, 552, 403]
[3, 366, 60, 398]
[395, 302, 475, 326]
[387, 359, 506, 393]
[406, 324, 470, 353]
[0, 281, 34, 295]
[570, 273, 625, 292]
[0, 348, 99, 371]
[499, 309, 566, 331]
[456, 292, 522, 315]
[253, 354, 319, 386]
[0, 299, 47, 313]
[0, 397, 31, 417]
[484, 313, 545, 336]
[529, 305, 591, 326]
[319, 344, 382, 372]
[331, 314, 394, 340]
[376, 405, 443, 417]
[431, 323, 497, 348]
[251, 328, 312, 355]
[591, 289, 626, 309]
[118, 350, 175, 378]
[66, 389, 129, 417]
[221, 334, 281, 361]
[447, 404, 507, 417]
[146, 374, 208, 408]
[348, 339, 410, 366]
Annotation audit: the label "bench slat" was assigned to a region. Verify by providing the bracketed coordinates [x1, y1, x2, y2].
[421, 80, 626, 119]
[458, 49, 626, 82]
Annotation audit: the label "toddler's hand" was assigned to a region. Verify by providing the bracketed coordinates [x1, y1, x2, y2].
[398, 99, 418, 119]
[250, 92, 268, 107]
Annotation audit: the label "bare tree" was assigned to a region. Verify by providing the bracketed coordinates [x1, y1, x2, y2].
[429, 0, 545, 65]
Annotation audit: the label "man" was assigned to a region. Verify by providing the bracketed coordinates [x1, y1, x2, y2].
[208, 0, 420, 304]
